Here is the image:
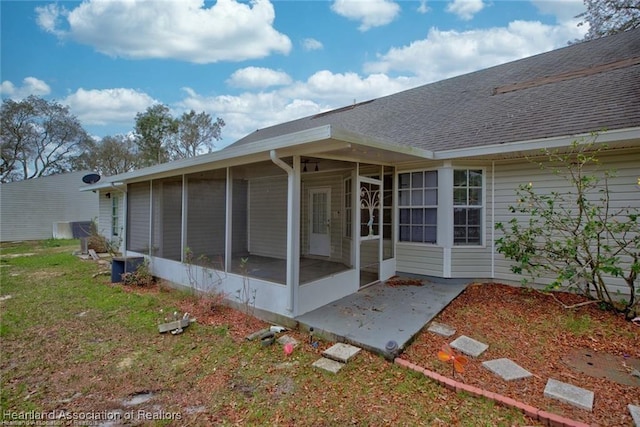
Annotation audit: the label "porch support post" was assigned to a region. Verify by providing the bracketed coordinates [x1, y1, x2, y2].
[181, 174, 187, 263]
[439, 162, 453, 278]
[225, 167, 232, 272]
[270, 150, 301, 316]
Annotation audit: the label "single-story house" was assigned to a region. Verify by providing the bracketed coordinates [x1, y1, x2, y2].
[83, 29, 640, 322]
[1, 171, 99, 242]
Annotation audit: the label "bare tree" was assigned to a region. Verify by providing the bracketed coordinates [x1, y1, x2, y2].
[73, 134, 140, 177]
[1, 96, 91, 183]
[577, 0, 640, 41]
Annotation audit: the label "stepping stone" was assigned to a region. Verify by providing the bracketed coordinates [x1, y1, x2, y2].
[428, 322, 456, 337]
[543, 378, 594, 411]
[322, 343, 361, 363]
[312, 357, 344, 374]
[450, 335, 488, 357]
[629, 404, 640, 427]
[277, 335, 299, 347]
[482, 358, 532, 381]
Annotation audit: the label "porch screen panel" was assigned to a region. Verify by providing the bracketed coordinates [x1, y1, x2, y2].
[248, 176, 287, 259]
[127, 182, 151, 253]
[186, 170, 226, 267]
[152, 176, 183, 261]
[232, 179, 248, 256]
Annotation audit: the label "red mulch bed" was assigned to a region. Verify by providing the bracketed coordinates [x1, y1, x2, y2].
[402, 283, 640, 427]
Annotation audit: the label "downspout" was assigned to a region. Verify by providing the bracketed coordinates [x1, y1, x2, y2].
[491, 161, 495, 279]
[270, 150, 299, 315]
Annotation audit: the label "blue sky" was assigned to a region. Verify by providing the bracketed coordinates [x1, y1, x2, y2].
[1, 0, 587, 148]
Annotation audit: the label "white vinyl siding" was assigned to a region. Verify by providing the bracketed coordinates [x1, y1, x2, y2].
[492, 150, 640, 297]
[396, 243, 444, 276]
[0, 171, 98, 242]
[450, 247, 492, 277]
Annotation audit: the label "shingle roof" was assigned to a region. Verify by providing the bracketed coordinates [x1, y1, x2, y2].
[228, 29, 640, 153]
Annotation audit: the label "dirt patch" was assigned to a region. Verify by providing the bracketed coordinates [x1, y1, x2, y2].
[403, 283, 640, 426]
[562, 348, 640, 387]
[385, 276, 424, 287]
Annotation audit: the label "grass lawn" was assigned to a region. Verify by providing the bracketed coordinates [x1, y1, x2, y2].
[0, 240, 535, 426]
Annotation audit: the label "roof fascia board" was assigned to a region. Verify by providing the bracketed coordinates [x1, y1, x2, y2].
[330, 127, 434, 160]
[433, 127, 640, 160]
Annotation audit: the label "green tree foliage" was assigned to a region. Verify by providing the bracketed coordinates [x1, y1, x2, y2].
[133, 104, 178, 167]
[0, 96, 92, 183]
[134, 105, 224, 166]
[496, 138, 639, 319]
[73, 134, 140, 177]
[577, 0, 640, 41]
[171, 110, 225, 159]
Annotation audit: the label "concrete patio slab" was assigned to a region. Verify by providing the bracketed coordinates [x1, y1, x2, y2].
[427, 321, 456, 337]
[312, 358, 344, 374]
[543, 378, 594, 411]
[296, 277, 469, 358]
[629, 404, 640, 427]
[482, 358, 532, 381]
[450, 335, 488, 357]
[322, 343, 361, 363]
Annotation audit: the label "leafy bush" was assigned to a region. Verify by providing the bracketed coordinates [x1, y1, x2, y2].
[496, 137, 639, 319]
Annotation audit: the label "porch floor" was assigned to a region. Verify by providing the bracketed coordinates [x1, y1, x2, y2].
[231, 255, 350, 284]
[295, 276, 469, 359]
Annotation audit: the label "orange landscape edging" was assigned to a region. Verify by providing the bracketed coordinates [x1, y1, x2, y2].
[394, 357, 591, 427]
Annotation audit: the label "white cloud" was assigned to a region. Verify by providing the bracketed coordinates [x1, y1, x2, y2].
[364, 21, 587, 82]
[62, 88, 158, 125]
[417, 1, 430, 14]
[331, 0, 401, 31]
[36, 0, 292, 63]
[0, 77, 51, 99]
[227, 67, 293, 89]
[178, 69, 416, 144]
[531, 0, 586, 21]
[446, 0, 485, 21]
[302, 38, 324, 51]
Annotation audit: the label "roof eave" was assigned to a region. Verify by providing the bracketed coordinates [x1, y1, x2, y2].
[432, 127, 640, 160]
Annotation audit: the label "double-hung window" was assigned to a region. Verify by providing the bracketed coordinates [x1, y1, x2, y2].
[398, 171, 438, 243]
[111, 195, 119, 236]
[453, 169, 483, 245]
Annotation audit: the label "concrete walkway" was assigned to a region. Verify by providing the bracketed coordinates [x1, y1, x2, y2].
[296, 277, 468, 358]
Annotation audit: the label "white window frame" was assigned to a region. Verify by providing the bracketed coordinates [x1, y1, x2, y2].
[453, 168, 484, 246]
[397, 169, 438, 244]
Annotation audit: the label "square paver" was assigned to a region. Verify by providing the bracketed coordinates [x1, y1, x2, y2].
[312, 357, 344, 374]
[450, 335, 488, 357]
[629, 404, 640, 427]
[322, 343, 361, 363]
[543, 378, 594, 411]
[482, 358, 532, 381]
[427, 322, 456, 337]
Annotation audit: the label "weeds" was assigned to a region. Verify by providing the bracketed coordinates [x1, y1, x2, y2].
[183, 248, 227, 309]
[235, 257, 257, 316]
[121, 260, 154, 287]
